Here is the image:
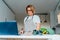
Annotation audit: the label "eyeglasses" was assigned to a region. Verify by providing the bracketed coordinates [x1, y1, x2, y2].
[27, 10, 32, 11]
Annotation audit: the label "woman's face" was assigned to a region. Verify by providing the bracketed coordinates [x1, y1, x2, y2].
[27, 8, 33, 16]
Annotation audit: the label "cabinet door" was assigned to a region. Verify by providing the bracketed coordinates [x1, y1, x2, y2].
[0, 22, 8, 35]
[0, 22, 18, 35]
[5, 22, 18, 35]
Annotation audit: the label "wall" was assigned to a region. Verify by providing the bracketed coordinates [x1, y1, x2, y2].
[0, 0, 15, 22]
[50, 11, 56, 28]
[50, 10, 58, 28]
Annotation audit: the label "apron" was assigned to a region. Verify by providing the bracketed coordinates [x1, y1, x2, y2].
[24, 16, 37, 35]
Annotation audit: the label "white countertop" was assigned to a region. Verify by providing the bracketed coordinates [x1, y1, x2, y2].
[0, 35, 60, 39]
[0, 35, 60, 40]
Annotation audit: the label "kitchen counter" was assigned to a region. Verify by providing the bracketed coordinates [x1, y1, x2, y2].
[0, 35, 60, 40]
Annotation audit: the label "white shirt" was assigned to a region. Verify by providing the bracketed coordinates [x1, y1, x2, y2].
[24, 15, 40, 24]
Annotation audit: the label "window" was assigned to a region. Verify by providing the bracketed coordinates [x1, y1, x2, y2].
[57, 13, 60, 24]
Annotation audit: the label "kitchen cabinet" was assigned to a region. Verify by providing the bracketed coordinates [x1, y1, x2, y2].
[0, 21, 18, 35]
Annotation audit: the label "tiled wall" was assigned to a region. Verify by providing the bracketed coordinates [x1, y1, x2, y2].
[39, 14, 50, 28]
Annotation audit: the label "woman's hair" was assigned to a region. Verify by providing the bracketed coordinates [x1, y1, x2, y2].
[26, 4, 35, 13]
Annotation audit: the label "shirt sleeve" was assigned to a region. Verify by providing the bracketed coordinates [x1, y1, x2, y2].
[33, 15, 40, 23]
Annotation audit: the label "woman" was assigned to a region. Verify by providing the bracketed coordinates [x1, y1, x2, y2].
[20, 4, 41, 34]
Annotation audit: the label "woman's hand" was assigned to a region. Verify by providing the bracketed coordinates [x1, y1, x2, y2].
[36, 23, 41, 31]
[19, 28, 25, 34]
